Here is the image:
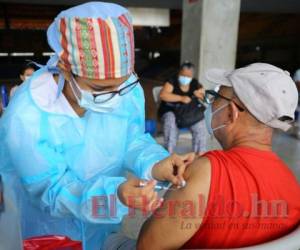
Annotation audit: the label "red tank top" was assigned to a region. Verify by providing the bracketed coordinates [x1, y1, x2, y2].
[183, 147, 300, 249]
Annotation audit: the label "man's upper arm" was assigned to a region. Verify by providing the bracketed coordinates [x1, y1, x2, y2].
[137, 157, 211, 250]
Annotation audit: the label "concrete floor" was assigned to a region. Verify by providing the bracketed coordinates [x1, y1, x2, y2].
[272, 131, 300, 182]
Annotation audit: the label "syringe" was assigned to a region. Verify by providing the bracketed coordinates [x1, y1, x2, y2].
[139, 180, 186, 191]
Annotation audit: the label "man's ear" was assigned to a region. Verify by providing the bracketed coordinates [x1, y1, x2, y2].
[228, 102, 239, 123]
[20, 75, 25, 81]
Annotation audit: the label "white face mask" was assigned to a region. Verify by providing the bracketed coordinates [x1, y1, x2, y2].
[178, 75, 192, 86]
[24, 76, 31, 81]
[68, 76, 127, 113]
[204, 103, 229, 135]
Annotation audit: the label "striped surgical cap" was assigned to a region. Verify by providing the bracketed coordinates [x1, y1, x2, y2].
[47, 2, 135, 79]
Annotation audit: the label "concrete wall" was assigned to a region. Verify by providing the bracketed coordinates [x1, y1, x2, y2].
[181, 0, 241, 150]
[181, 0, 241, 89]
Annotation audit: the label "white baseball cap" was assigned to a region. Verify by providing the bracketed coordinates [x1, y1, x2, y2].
[205, 63, 299, 131]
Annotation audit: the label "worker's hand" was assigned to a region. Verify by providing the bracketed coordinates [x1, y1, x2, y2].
[181, 96, 192, 104]
[118, 177, 163, 212]
[151, 152, 196, 186]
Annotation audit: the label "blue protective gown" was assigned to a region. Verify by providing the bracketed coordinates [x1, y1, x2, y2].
[0, 67, 169, 249]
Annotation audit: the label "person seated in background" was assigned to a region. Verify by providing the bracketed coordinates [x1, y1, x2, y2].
[138, 63, 300, 249]
[0, 85, 9, 116]
[9, 62, 35, 98]
[158, 61, 206, 155]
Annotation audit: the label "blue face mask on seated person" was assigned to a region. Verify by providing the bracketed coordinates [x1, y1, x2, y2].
[68, 74, 138, 113]
[178, 75, 192, 86]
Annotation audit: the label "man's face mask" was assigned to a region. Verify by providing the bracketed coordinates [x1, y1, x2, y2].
[178, 75, 192, 86]
[204, 103, 229, 135]
[68, 74, 139, 113]
[204, 89, 245, 135]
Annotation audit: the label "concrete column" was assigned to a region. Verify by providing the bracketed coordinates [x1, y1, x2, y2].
[181, 0, 241, 150]
[181, 0, 241, 89]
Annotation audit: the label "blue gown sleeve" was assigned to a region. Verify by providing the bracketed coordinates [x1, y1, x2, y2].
[1, 113, 128, 224]
[124, 85, 170, 179]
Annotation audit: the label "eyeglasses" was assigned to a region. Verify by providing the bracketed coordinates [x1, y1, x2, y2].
[204, 90, 245, 112]
[92, 79, 139, 103]
[71, 75, 139, 104]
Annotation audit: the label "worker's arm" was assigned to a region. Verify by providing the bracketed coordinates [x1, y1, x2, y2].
[0, 113, 129, 224]
[137, 157, 211, 250]
[123, 84, 170, 180]
[160, 82, 186, 103]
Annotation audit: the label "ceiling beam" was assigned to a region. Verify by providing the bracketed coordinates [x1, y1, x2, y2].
[241, 0, 300, 13]
[0, 0, 182, 9]
[1, 0, 300, 13]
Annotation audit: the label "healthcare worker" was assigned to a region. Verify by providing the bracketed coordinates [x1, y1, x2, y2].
[0, 2, 193, 249]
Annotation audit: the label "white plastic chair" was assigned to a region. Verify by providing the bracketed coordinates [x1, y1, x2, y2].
[152, 86, 163, 106]
[234, 224, 300, 250]
[203, 223, 300, 250]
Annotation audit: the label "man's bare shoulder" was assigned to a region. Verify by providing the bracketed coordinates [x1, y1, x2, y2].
[183, 156, 211, 183]
[137, 156, 212, 250]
